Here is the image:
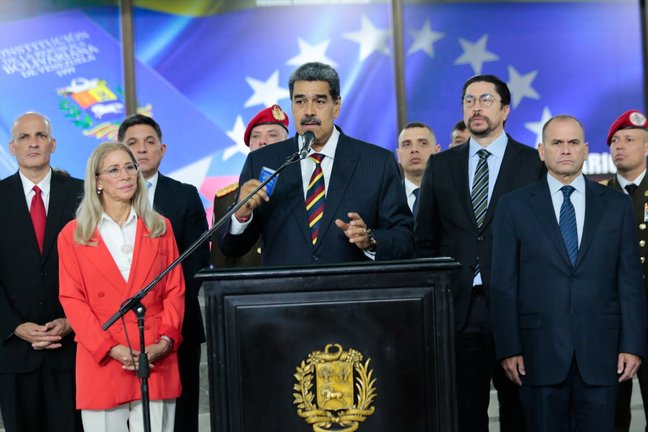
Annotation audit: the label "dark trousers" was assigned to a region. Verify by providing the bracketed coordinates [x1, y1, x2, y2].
[173, 341, 202, 432]
[456, 290, 525, 432]
[0, 368, 82, 432]
[520, 357, 617, 432]
[615, 361, 648, 432]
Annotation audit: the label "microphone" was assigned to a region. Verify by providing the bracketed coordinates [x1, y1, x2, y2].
[299, 131, 316, 159]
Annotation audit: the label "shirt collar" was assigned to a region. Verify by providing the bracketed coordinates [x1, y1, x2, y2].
[617, 169, 646, 189]
[469, 131, 508, 160]
[546, 173, 586, 195]
[300, 127, 340, 161]
[403, 177, 419, 196]
[145, 171, 159, 188]
[99, 207, 138, 228]
[19, 168, 52, 197]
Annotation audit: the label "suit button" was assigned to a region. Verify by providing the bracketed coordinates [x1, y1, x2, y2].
[641, 223, 647, 230]
[40, 272, 47, 277]
[641, 240, 646, 248]
[256, 247, 262, 254]
[312, 255, 319, 262]
[642, 257, 646, 264]
[477, 236, 484, 241]
[98, 292, 105, 298]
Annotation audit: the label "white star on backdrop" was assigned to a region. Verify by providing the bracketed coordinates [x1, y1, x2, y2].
[287, 38, 338, 68]
[244, 70, 290, 108]
[524, 107, 553, 148]
[222, 115, 249, 160]
[407, 19, 445, 57]
[343, 15, 391, 62]
[454, 34, 499, 75]
[507, 65, 540, 109]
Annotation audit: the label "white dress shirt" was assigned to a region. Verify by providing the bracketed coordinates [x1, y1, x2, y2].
[98, 207, 137, 281]
[19, 168, 52, 214]
[616, 169, 646, 194]
[145, 171, 159, 207]
[547, 173, 586, 246]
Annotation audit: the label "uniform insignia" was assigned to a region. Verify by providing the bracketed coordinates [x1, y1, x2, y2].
[215, 182, 238, 198]
[272, 104, 286, 121]
[630, 111, 647, 127]
[599, 179, 610, 186]
[293, 343, 377, 432]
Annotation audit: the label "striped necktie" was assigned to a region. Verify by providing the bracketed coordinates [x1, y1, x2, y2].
[471, 149, 491, 228]
[559, 185, 578, 266]
[306, 153, 326, 245]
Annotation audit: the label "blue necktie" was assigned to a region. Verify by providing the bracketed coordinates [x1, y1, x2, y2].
[559, 186, 578, 266]
[412, 187, 420, 216]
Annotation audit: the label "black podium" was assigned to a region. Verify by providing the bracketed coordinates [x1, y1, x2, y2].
[197, 257, 460, 432]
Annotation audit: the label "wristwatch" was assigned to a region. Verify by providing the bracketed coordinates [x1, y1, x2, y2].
[365, 228, 377, 253]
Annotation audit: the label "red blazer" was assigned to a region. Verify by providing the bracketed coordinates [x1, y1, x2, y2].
[58, 217, 185, 410]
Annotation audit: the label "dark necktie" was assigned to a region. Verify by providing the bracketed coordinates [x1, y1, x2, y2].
[412, 187, 420, 216]
[559, 185, 578, 266]
[625, 183, 638, 196]
[471, 149, 491, 228]
[306, 153, 326, 245]
[30, 185, 46, 254]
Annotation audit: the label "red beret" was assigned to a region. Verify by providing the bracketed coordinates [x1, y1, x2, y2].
[244, 104, 289, 146]
[606, 110, 648, 145]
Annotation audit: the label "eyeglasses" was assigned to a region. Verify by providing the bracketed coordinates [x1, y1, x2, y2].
[462, 93, 498, 108]
[97, 162, 139, 178]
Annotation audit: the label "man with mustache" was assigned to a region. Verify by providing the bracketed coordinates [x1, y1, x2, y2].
[603, 110, 648, 432]
[415, 75, 545, 432]
[395, 122, 440, 215]
[219, 62, 414, 265]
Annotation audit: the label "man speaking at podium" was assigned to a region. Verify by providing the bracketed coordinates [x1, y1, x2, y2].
[218, 62, 414, 265]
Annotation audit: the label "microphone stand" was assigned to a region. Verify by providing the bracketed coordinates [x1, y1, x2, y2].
[102, 146, 307, 432]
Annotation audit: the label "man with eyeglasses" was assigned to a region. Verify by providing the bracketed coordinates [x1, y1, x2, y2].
[118, 114, 209, 432]
[0, 112, 83, 432]
[415, 75, 545, 432]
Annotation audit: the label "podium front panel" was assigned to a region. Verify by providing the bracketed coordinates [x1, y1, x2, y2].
[199, 258, 458, 432]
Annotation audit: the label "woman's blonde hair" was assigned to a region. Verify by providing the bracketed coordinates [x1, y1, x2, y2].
[74, 141, 166, 245]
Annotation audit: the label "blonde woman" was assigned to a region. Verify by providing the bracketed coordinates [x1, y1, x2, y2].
[58, 142, 184, 432]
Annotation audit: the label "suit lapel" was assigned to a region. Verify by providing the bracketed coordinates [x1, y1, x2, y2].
[6, 173, 42, 261]
[451, 145, 478, 230]
[482, 137, 521, 229]
[315, 135, 360, 250]
[528, 178, 574, 268]
[281, 136, 312, 245]
[575, 179, 605, 268]
[42, 173, 68, 262]
[127, 219, 160, 294]
[152, 173, 168, 213]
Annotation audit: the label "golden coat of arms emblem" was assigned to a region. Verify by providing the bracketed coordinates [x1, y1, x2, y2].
[293, 344, 377, 432]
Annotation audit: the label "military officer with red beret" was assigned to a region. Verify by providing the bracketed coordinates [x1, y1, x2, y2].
[209, 105, 289, 267]
[604, 110, 648, 432]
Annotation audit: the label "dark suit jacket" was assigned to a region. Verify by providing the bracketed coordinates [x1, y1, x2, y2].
[0, 170, 82, 373]
[219, 130, 414, 265]
[154, 173, 208, 346]
[209, 185, 262, 268]
[491, 176, 647, 386]
[415, 137, 545, 330]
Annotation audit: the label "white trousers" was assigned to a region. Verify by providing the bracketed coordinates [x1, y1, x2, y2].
[81, 399, 176, 432]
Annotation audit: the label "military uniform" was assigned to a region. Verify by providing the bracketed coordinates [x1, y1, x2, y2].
[209, 182, 263, 267]
[605, 109, 648, 432]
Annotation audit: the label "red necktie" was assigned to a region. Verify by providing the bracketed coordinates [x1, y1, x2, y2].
[306, 153, 326, 245]
[30, 185, 46, 253]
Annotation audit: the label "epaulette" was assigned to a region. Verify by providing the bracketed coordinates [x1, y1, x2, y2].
[216, 182, 239, 198]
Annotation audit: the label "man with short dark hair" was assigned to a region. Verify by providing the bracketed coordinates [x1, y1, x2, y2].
[219, 62, 414, 265]
[118, 114, 209, 432]
[395, 121, 439, 214]
[416, 75, 544, 432]
[450, 120, 470, 148]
